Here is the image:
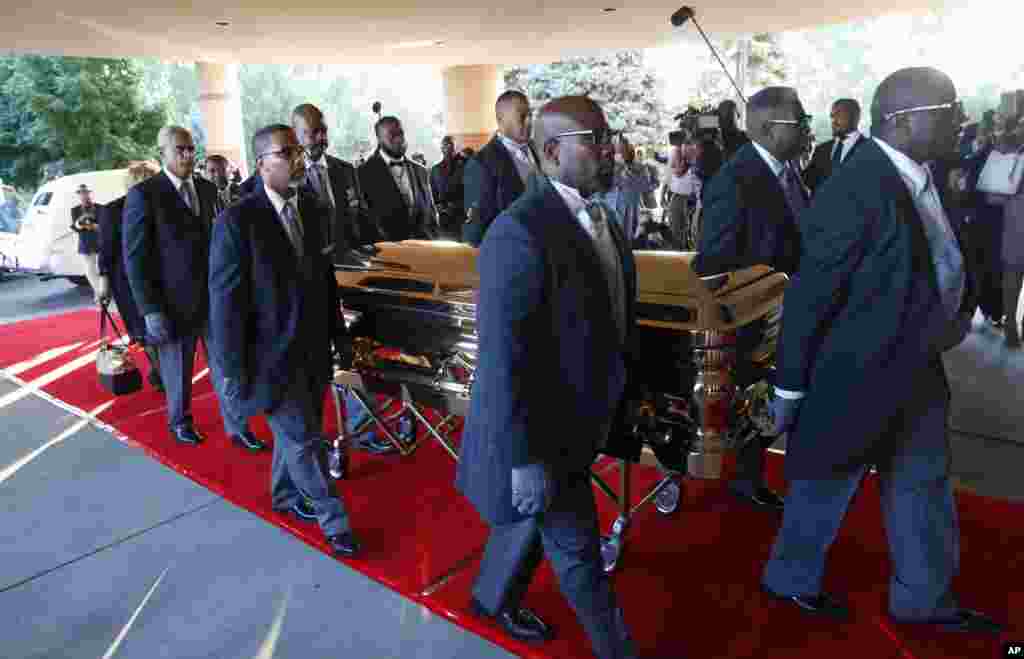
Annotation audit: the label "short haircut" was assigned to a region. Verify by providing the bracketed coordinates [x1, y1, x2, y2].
[441, 135, 454, 144]
[374, 116, 401, 139]
[291, 103, 323, 125]
[205, 154, 229, 166]
[157, 125, 191, 151]
[252, 124, 292, 162]
[833, 98, 861, 122]
[870, 67, 955, 126]
[496, 90, 528, 114]
[747, 87, 799, 115]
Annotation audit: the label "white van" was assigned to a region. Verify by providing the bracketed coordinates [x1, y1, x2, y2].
[12, 169, 132, 285]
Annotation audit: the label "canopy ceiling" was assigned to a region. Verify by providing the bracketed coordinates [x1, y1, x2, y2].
[3, 1, 939, 66]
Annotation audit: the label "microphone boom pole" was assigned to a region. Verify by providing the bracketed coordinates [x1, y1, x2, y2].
[671, 6, 747, 105]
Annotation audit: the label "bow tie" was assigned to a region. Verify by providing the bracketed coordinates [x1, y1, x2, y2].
[388, 160, 408, 168]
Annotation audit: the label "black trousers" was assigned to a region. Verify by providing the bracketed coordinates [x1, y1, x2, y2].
[472, 475, 636, 659]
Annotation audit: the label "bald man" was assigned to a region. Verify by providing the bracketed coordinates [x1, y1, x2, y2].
[462, 90, 535, 246]
[762, 67, 1000, 633]
[692, 86, 811, 512]
[456, 96, 640, 658]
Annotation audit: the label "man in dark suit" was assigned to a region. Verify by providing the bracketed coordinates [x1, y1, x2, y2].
[762, 68, 1001, 634]
[430, 135, 467, 239]
[205, 155, 241, 214]
[692, 87, 810, 511]
[124, 126, 227, 446]
[457, 96, 639, 658]
[462, 90, 534, 246]
[70, 184, 103, 300]
[802, 98, 865, 194]
[292, 103, 369, 256]
[209, 124, 360, 557]
[357, 116, 438, 242]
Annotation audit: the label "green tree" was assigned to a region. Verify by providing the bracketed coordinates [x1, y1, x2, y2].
[505, 50, 674, 150]
[0, 55, 166, 188]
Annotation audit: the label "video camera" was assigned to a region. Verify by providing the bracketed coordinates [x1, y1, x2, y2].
[669, 106, 721, 147]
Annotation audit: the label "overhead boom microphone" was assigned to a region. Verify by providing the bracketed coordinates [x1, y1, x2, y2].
[670, 6, 747, 105]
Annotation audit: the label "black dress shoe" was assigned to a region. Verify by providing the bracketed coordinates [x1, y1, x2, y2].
[763, 586, 850, 620]
[230, 431, 267, 452]
[328, 531, 361, 557]
[171, 426, 205, 445]
[731, 485, 784, 511]
[287, 498, 318, 523]
[469, 598, 554, 643]
[892, 608, 1004, 634]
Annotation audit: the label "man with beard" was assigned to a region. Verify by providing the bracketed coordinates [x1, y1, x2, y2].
[358, 116, 438, 242]
[463, 90, 535, 246]
[209, 124, 360, 557]
[431, 135, 466, 240]
[802, 99, 866, 195]
[293, 103, 368, 256]
[205, 155, 241, 214]
[457, 96, 641, 659]
[763, 67, 1001, 634]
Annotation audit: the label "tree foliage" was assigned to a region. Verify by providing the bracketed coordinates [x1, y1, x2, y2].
[505, 50, 674, 149]
[0, 55, 166, 188]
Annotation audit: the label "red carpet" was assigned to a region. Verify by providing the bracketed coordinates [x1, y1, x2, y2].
[2, 309, 1020, 659]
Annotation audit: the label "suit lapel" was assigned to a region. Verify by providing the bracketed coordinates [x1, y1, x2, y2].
[741, 146, 794, 224]
[372, 153, 410, 214]
[158, 171, 192, 217]
[493, 137, 526, 198]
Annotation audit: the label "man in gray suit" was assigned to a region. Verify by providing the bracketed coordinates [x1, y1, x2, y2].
[457, 96, 639, 658]
[762, 67, 1002, 634]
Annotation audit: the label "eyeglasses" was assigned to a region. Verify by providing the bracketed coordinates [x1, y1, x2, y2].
[882, 101, 959, 123]
[765, 113, 813, 130]
[550, 128, 621, 147]
[257, 146, 304, 162]
[170, 145, 197, 156]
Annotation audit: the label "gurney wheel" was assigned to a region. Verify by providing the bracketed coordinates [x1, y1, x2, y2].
[655, 480, 681, 515]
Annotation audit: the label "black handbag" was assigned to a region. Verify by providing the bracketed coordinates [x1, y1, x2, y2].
[96, 302, 143, 395]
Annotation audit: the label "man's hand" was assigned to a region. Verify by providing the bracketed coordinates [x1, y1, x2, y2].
[221, 376, 246, 403]
[769, 395, 803, 436]
[144, 312, 174, 346]
[511, 463, 553, 516]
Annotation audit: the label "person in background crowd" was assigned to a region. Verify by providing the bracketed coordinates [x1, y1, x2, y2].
[205, 155, 241, 214]
[70, 184, 104, 302]
[634, 147, 660, 210]
[461, 146, 476, 159]
[803, 99, 866, 195]
[693, 87, 810, 512]
[292, 103, 368, 256]
[763, 66, 1002, 635]
[458, 95, 640, 659]
[718, 99, 751, 161]
[209, 123, 360, 557]
[463, 90, 535, 246]
[431, 135, 467, 240]
[665, 138, 699, 248]
[97, 161, 163, 392]
[964, 120, 1005, 327]
[358, 116, 439, 242]
[600, 137, 658, 246]
[983, 117, 1024, 347]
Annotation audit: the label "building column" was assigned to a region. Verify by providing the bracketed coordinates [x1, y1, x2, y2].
[196, 62, 247, 174]
[442, 64, 503, 151]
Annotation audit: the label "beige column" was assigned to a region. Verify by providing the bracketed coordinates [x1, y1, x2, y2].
[442, 64, 503, 151]
[196, 62, 248, 174]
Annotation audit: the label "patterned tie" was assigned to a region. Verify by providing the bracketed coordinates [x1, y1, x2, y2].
[307, 163, 333, 208]
[180, 179, 196, 214]
[585, 200, 608, 239]
[779, 164, 807, 216]
[280, 200, 304, 258]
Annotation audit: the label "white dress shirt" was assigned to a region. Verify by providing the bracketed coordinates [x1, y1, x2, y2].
[751, 141, 785, 177]
[164, 167, 197, 214]
[305, 154, 336, 208]
[264, 185, 304, 254]
[379, 150, 416, 211]
[831, 131, 862, 164]
[550, 179, 627, 342]
[498, 133, 536, 183]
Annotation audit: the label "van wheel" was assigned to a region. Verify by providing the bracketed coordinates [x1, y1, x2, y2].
[67, 276, 90, 287]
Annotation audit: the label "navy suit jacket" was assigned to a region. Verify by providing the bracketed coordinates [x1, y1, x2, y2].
[455, 174, 637, 525]
[123, 171, 218, 333]
[776, 137, 968, 479]
[357, 152, 438, 242]
[208, 187, 341, 417]
[691, 142, 804, 277]
[462, 135, 527, 246]
[802, 135, 866, 194]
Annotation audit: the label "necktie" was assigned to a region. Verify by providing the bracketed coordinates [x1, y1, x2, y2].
[921, 170, 965, 319]
[831, 139, 844, 169]
[585, 200, 608, 239]
[181, 179, 196, 214]
[780, 165, 807, 216]
[308, 163, 332, 208]
[280, 201, 304, 258]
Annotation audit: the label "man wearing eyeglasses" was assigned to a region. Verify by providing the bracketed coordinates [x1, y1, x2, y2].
[692, 86, 810, 513]
[463, 90, 535, 246]
[762, 67, 1001, 634]
[457, 96, 639, 658]
[358, 116, 439, 243]
[208, 124, 360, 558]
[124, 125, 222, 448]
